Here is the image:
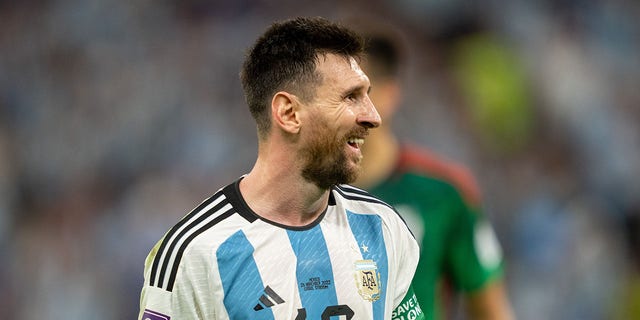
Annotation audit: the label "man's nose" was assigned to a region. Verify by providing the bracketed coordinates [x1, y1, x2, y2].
[357, 95, 382, 128]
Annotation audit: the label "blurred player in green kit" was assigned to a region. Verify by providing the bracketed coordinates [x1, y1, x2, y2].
[354, 28, 516, 320]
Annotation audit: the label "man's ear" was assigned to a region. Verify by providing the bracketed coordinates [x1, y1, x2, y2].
[272, 91, 301, 134]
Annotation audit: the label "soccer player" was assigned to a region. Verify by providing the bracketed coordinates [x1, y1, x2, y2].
[138, 17, 425, 320]
[354, 29, 516, 320]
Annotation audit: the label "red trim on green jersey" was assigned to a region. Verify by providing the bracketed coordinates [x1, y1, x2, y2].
[396, 144, 481, 207]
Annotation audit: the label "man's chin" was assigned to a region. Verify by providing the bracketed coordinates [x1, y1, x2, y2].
[305, 170, 359, 189]
[341, 166, 361, 185]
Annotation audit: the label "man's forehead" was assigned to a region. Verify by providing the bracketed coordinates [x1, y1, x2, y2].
[316, 54, 368, 82]
[350, 57, 368, 78]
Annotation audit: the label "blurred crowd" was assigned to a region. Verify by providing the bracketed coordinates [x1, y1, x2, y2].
[0, 0, 638, 319]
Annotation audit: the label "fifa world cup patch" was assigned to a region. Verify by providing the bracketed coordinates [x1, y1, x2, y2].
[354, 259, 381, 301]
[142, 309, 170, 320]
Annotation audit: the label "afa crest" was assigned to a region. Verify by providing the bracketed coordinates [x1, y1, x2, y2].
[354, 260, 381, 301]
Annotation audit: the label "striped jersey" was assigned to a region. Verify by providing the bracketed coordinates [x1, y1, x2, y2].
[139, 178, 424, 320]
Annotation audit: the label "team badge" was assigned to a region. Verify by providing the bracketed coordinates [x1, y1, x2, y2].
[354, 259, 381, 301]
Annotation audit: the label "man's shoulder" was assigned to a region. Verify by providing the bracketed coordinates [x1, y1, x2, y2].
[331, 184, 409, 227]
[396, 144, 481, 205]
[167, 180, 258, 248]
[145, 181, 257, 291]
[332, 184, 396, 211]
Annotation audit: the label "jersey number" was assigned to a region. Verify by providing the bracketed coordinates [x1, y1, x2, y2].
[295, 305, 354, 319]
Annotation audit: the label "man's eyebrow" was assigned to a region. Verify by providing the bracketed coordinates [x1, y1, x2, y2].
[342, 84, 370, 96]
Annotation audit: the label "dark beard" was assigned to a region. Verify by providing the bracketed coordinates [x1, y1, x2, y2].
[300, 126, 364, 190]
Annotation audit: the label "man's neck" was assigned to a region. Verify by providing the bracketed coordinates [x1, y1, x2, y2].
[239, 154, 330, 227]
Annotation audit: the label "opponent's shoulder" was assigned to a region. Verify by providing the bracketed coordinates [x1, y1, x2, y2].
[397, 143, 481, 205]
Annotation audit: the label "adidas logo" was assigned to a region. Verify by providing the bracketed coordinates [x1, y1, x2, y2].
[253, 286, 285, 311]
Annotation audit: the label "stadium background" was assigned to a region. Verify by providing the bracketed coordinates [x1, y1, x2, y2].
[0, 0, 639, 319]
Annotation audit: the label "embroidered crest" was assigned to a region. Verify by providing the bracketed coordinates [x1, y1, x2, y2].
[354, 259, 381, 301]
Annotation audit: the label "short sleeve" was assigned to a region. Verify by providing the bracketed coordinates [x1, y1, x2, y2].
[387, 209, 422, 307]
[446, 203, 504, 292]
[139, 240, 219, 319]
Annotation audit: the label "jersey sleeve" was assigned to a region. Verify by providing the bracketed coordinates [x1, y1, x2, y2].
[391, 285, 426, 320]
[385, 207, 422, 313]
[138, 237, 219, 320]
[446, 201, 504, 292]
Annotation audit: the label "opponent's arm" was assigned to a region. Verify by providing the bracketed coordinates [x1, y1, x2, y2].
[465, 280, 515, 320]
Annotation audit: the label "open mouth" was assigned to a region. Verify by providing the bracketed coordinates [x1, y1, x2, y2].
[347, 137, 365, 149]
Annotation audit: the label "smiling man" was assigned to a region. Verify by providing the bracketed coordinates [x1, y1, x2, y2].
[138, 17, 424, 319]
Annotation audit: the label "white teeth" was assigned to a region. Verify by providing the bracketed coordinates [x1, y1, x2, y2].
[348, 138, 365, 146]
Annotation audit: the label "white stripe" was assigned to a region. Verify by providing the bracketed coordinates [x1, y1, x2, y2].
[338, 187, 382, 203]
[338, 185, 376, 198]
[244, 222, 302, 317]
[320, 207, 373, 318]
[338, 184, 366, 192]
[161, 202, 233, 289]
[155, 194, 227, 287]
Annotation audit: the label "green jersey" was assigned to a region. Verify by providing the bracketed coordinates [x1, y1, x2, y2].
[368, 144, 504, 320]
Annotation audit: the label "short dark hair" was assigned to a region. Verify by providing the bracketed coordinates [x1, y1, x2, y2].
[240, 17, 364, 137]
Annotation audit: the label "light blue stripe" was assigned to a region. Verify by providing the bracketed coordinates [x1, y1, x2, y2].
[287, 225, 338, 319]
[347, 210, 388, 320]
[217, 231, 274, 320]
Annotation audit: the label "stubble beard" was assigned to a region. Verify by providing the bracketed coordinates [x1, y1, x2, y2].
[300, 125, 365, 190]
